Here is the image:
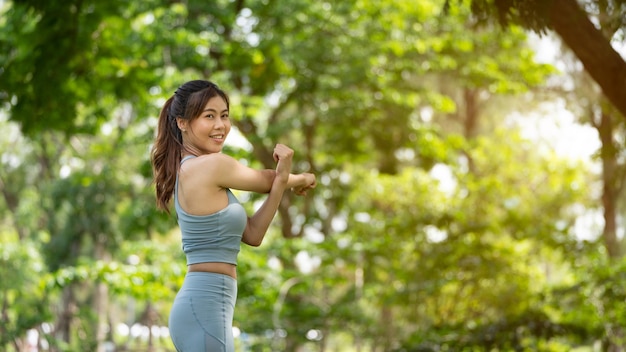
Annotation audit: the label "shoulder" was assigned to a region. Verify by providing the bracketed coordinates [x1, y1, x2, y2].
[180, 153, 239, 180]
[185, 153, 237, 170]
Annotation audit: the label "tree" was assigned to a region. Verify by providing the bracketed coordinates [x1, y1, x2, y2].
[457, 0, 626, 120]
[552, 5, 626, 259]
[0, 0, 613, 350]
[0, 0, 164, 135]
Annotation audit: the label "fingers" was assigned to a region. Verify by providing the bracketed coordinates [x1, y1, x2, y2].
[292, 174, 317, 196]
[273, 144, 294, 162]
[305, 173, 316, 189]
[293, 187, 309, 196]
[274, 144, 294, 181]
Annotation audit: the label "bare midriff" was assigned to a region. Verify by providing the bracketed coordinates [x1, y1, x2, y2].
[188, 262, 237, 279]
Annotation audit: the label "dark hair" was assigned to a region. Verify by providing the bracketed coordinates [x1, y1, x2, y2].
[150, 80, 230, 212]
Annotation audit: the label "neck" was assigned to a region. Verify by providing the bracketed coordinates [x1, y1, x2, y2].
[181, 144, 202, 157]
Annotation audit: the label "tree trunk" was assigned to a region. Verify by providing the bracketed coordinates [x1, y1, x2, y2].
[381, 305, 395, 352]
[549, 0, 626, 121]
[140, 302, 159, 352]
[462, 88, 480, 174]
[463, 88, 480, 139]
[598, 110, 622, 258]
[94, 235, 111, 352]
[593, 106, 625, 351]
[55, 286, 76, 351]
[94, 282, 109, 352]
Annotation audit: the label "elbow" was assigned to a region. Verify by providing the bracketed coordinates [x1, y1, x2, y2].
[242, 230, 263, 247]
[262, 170, 276, 193]
[242, 222, 267, 246]
[248, 240, 262, 247]
[243, 238, 263, 247]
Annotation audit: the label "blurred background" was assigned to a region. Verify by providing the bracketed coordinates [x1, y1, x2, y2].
[1, 0, 626, 351]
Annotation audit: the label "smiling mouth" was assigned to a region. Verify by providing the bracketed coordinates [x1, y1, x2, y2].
[209, 134, 226, 144]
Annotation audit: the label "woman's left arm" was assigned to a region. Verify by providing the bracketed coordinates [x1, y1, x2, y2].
[241, 144, 293, 246]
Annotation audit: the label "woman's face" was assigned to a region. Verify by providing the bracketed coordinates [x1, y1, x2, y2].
[184, 96, 231, 154]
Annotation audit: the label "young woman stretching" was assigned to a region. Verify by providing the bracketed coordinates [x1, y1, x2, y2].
[150, 80, 316, 352]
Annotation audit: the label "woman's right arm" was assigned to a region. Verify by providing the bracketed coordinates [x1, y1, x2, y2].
[198, 153, 315, 194]
[196, 153, 275, 193]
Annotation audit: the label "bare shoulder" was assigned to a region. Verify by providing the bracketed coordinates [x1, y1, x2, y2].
[179, 153, 272, 192]
[182, 153, 235, 171]
[195, 153, 235, 167]
[179, 153, 237, 183]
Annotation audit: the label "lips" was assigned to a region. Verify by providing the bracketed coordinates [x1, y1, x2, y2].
[210, 134, 225, 141]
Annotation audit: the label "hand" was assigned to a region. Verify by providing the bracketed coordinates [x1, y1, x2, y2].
[273, 144, 294, 184]
[292, 173, 316, 196]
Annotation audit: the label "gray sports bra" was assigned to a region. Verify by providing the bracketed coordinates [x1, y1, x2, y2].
[175, 155, 247, 266]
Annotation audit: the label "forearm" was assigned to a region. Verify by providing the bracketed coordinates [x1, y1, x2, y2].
[260, 171, 306, 191]
[287, 173, 307, 189]
[242, 178, 288, 246]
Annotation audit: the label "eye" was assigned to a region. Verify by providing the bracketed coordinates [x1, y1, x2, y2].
[205, 114, 215, 119]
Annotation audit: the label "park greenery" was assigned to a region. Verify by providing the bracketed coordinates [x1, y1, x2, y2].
[1, 0, 625, 351]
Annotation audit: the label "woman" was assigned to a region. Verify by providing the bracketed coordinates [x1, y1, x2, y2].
[150, 80, 316, 352]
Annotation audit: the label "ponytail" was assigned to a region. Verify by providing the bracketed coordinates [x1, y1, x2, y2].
[151, 97, 182, 213]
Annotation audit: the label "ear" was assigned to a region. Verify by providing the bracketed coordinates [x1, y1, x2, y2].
[176, 118, 187, 132]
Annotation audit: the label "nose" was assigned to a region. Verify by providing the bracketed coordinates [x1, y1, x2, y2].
[214, 117, 225, 129]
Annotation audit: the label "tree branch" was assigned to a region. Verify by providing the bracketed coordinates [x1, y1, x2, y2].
[548, 0, 626, 120]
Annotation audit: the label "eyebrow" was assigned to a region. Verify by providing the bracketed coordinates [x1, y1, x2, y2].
[203, 108, 229, 113]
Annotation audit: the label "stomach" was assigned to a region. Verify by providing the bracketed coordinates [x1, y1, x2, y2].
[188, 262, 237, 279]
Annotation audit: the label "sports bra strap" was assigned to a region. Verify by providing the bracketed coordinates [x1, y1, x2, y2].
[180, 155, 196, 165]
[176, 155, 196, 201]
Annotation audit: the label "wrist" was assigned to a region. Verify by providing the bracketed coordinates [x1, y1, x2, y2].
[286, 173, 301, 188]
[274, 172, 290, 188]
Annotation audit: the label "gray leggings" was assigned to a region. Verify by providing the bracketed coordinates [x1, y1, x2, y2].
[169, 272, 237, 352]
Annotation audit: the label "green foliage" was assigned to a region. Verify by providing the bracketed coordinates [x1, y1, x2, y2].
[0, 236, 51, 348]
[1, 1, 125, 134]
[0, 0, 618, 351]
[546, 254, 626, 348]
[331, 128, 593, 349]
[45, 241, 185, 302]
